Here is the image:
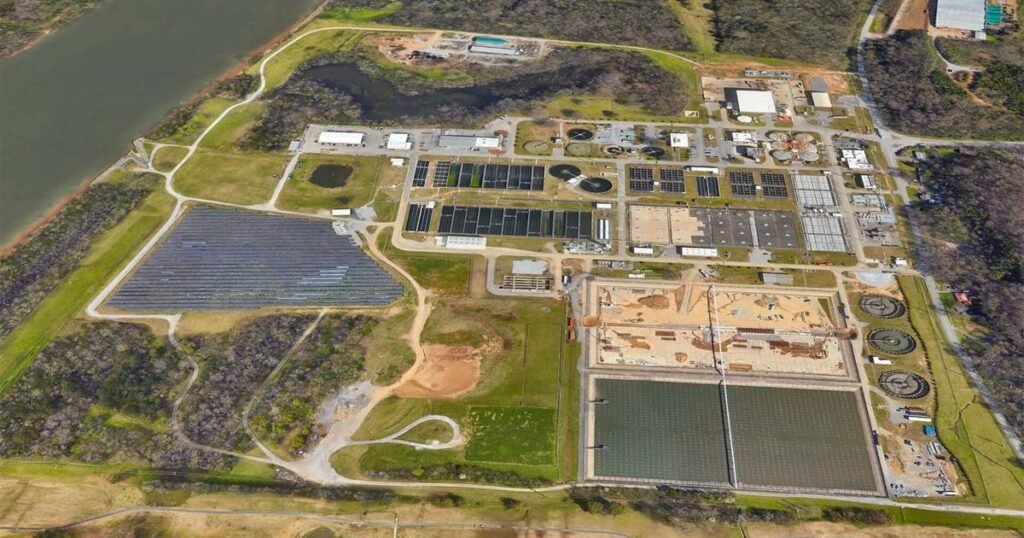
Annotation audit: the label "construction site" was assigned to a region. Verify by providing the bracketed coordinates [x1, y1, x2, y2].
[581, 279, 855, 379]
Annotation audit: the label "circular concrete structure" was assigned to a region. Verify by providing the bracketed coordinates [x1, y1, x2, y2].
[868, 328, 917, 355]
[522, 140, 551, 154]
[859, 294, 907, 319]
[567, 128, 594, 141]
[550, 164, 582, 181]
[641, 146, 666, 159]
[879, 370, 931, 400]
[579, 177, 613, 193]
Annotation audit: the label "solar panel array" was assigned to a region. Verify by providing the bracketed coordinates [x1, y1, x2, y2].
[412, 160, 429, 187]
[759, 172, 789, 198]
[686, 208, 798, 249]
[696, 176, 721, 197]
[628, 167, 655, 193]
[728, 171, 757, 197]
[801, 214, 848, 252]
[794, 174, 837, 207]
[438, 205, 592, 239]
[405, 203, 433, 232]
[108, 206, 403, 311]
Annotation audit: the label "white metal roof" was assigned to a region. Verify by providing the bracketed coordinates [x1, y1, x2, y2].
[318, 131, 364, 145]
[386, 133, 412, 150]
[669, 133, 689, 148]
[935, 0, 985, 31]
[810, 92, 832, 108]
[475, 136, 500, 148]
[512, 259, 547, 275]
[733, 89, 776, 114]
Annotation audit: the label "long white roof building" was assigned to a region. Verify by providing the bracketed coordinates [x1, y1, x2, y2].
[934, 0, 986, 31]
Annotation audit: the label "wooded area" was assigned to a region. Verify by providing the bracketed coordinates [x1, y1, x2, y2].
[915, 148, 1024, 438]
[0, 0, 101, 59]
[249, 315, 377, 456]
[0, 182, 151, 342]
[329, 0, 692, 51]
[712, 0, 870, 69]
[864, 31, 1024, 140]
[0, 322, 231, 470]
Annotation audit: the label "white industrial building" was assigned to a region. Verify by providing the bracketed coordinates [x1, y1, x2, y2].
[318, 131, 364, 145]
[730, 131, 755, 144]
[934, 0, 986, 32]
[386, 133, 412, 150]
[841, 149, 872, 171]
[511, 259, 548, 275]
[678, 247, 719, 257]
[438, 134, 501, 149]
[435, 235, 487, 250]
[730, 89, 777, 114]
[468, 45, 520, 56]
[669, 132, 690, 148]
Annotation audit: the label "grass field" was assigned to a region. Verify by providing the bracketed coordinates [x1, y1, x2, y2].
[157, 97, 235, 145]
[335, 297, 577, 484]
[173, 150, 289, 205]
[198, 102, 266, 152]
[0, 189, 176, 392]
[898, 275, 1024, 509]
[465, 406, 556, 465]
[515, 120, 558, 156]
[277, 154, 393, 214]
[151, 145, 190, 173]
[376, 229, 478, 296]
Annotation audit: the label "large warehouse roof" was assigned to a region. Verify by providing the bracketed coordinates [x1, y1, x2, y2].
[318, 131, 364, 145]
[934, 0, 985, 31]
[438, 134, 500, 148]
[731, 89, 777, 114]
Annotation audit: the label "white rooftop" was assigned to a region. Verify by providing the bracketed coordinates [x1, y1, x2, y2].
[386, 133, 412, 150]
[810, 91, 833, 108]
[318, 131, 364, 145]
[733, 89, 777, 114]
[511, 259, 548, 275]
[669, 132, 689, 148]
[935, 0, 985, 31]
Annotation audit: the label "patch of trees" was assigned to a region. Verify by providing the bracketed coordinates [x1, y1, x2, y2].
[0, 0, 100, 60]
[864, 31, 1024, 140]
[822, 507, 891, 524]
[179, 314, 317, 452]
[0, 322, 231, 470]
[0, 183, 151, 342]
[713, 0, 870, 69]
[244, 47, 688, 150]
[363, 462, 552, 488]
[569, 487, 795, 527]
[331, 0, 692, 51]
[914, 148, 1024, 437]
[249, 315, 378, 456]
[972, 61, 1024, 116]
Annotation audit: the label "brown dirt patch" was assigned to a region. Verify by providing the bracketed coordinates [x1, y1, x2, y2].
[637, 294, 671, 309]
[394, 344, 481, 399]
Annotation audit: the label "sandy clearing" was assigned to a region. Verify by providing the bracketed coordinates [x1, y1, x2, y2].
[393, 344, 482, 399]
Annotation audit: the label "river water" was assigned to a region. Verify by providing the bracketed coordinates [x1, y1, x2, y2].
[0, 0, 320, 247]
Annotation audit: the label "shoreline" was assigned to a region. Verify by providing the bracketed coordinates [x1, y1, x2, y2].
[0, 1, 328, 257]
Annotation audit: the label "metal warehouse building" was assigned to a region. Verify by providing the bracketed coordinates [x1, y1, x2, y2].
[934, 0, 985, 32]
[727, 89, 777, 114]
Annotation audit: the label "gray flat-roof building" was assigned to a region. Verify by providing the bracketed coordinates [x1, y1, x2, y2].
[934, 0, 985, 32]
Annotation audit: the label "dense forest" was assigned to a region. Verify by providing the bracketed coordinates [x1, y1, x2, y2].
[244, 47, 688, 150]
[0, 0, 101, 59]
[0, 322, 231, 470]
[0, 182, 151, 342]
[864, 31, 1024, 140]
[914, 148, 1024, 438]
[712, 0, 870, 69]
[249, 315, 377, 456]
[328, 0, 691, 51]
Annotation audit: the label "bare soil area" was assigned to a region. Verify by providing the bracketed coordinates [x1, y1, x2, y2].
[393, 344, 481, 398]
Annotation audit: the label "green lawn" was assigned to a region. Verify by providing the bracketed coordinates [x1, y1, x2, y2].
[320, 2, 399, 23]
[157, 96, 235, 145]
[151, 146, 190, 173]
[376, 229, 476, 296]
[899, 275, 1024, 509]
[173, 150, 288, 205]
[198, 102, 266, 152]
[277, 154, 386, 214]
[465, 406, 556, 465]
[253, 28, 364, 90]
[396, 419, 454, 445]
[0, 189, 176, 392]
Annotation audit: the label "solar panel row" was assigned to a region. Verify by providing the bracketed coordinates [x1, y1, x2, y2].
[437, 205, 592, 239]
[432, 161, 453, 187]
[696, 176, 721, 197]
[404, 203, 433, 232]
[108, 206, 403, 311]
[430, 163, 544, 190]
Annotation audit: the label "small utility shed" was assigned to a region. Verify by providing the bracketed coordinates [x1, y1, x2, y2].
[934, 0, 985, 32]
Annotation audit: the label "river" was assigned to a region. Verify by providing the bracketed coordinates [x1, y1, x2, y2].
[0, 0, 321, 248]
